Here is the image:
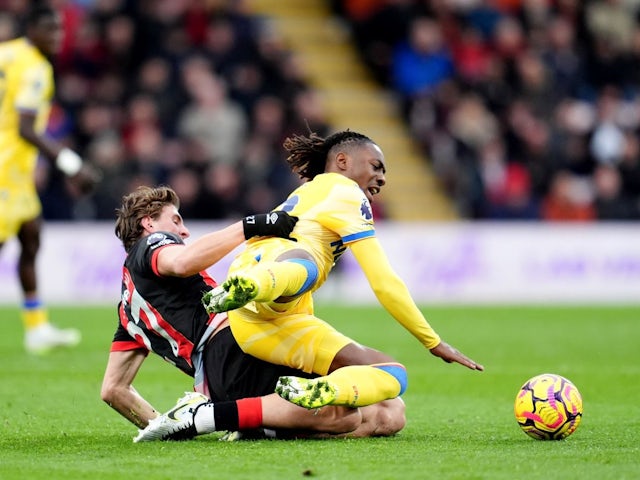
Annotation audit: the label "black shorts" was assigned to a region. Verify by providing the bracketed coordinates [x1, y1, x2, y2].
[203, 326, 314, 402]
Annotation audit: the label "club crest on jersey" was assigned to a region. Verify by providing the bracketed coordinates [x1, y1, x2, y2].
[360, 198, 373, 220]
[147, 232, 175, 249]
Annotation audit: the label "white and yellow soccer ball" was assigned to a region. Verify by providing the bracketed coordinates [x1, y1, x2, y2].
[514, 373, 583, 440]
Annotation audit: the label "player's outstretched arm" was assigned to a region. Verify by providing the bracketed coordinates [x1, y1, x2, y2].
[350, 238, 441, 348]
[101, 350, 159, 428]
[430, 341, 484, 371]
[351, 238, 483, 370]
[157, 211, 298, 277]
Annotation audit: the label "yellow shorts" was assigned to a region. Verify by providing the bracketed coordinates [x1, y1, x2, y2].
[227, 238, 351, 375]
[228, 306, 352, 376]
[0, 185, 41, 242]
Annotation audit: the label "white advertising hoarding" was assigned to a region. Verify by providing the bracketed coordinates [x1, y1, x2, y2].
[334, 223, 640, 304]
[0, 222, 638, 305]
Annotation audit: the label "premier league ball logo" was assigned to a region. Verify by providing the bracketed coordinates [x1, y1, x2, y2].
[360, 199, 373, 220]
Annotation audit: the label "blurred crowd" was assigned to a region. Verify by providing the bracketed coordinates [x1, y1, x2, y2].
[4, 0, 640, 222]
[1, 0, 331, 221]
[333, 0, 640, 220]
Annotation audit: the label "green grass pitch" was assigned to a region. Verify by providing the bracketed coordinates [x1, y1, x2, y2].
[0, 304, 638, 480]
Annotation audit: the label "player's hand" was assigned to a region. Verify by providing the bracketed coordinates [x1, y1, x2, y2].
[242, 211, 298, 240]
[56, 148, 83, 176]
[430, 341, 484, 371]
[67, 162, 103, 195]
[56, 148, 102, 195]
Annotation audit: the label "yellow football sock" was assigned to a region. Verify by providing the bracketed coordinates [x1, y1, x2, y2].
[324, 364, 404, 407]
[22, 307, 48, 329]
[249, 261, 311, 302]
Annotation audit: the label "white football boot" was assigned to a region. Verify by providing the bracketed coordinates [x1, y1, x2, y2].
[25, 323, 81, 355]
[134, 392, 209, 443]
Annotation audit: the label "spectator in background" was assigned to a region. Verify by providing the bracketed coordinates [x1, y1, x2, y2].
[392, 16, 455, 105]
[177, 59, 248, 167]
[541, 170, 595, 221]
[490, 13, 526, 63]
[5, 1, 640, 224]
[589, 87, 629, 166]
[85, 132, 129, 219]
[0, 1, 323, 222]
[134, 56, 181, 136]
[541, 16, 583, 99]
[243, 95, 298, 202]
[340, 0, 414, 84]
[477, 138, 540, 220]
[513, 50, 556, 119]
[0, 12, 19, 41]
[287, 87, 331, 138]
[334, 0, 640, 222]
[101, 14, 137, 76]
[593, 164, 638, 220]
[451, 23, 494, 86]
[619, 131, 640, 210]
[200, 162, 249, 220]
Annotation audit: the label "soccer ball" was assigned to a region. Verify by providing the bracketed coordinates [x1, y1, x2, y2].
[514, 373, 583, 440]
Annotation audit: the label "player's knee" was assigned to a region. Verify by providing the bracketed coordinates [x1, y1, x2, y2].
[100, 379, 124, 407]
[373, 398, 406, 436]
[20, 240, 40, 259]
[18, 227, 40, 257]
[100, 382, 115, 405]
[286, 258, 318, 295]
[374, 363, 408, 395]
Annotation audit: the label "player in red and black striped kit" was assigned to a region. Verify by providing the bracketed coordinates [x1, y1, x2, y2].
[114, 228, 221, 380]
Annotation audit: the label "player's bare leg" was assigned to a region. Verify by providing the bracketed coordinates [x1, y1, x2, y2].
[18, 219, 80, 354]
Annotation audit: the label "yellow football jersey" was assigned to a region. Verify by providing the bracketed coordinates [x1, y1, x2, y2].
[0, 37, 54, 187]
[0, 37, 54, 240]
[249, 172, 376, 288]
[228, 172, 441, 371]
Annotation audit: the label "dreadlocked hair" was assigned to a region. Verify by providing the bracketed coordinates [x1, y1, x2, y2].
[114, 185, 180, 252]
[283, 129, 375, 181]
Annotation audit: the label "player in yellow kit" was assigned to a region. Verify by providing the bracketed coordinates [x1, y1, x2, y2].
[203, 129, 484, 409]
[0, 6, 94, 353]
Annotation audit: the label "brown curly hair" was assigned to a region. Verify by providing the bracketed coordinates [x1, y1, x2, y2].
[115, 185, 180, 252]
